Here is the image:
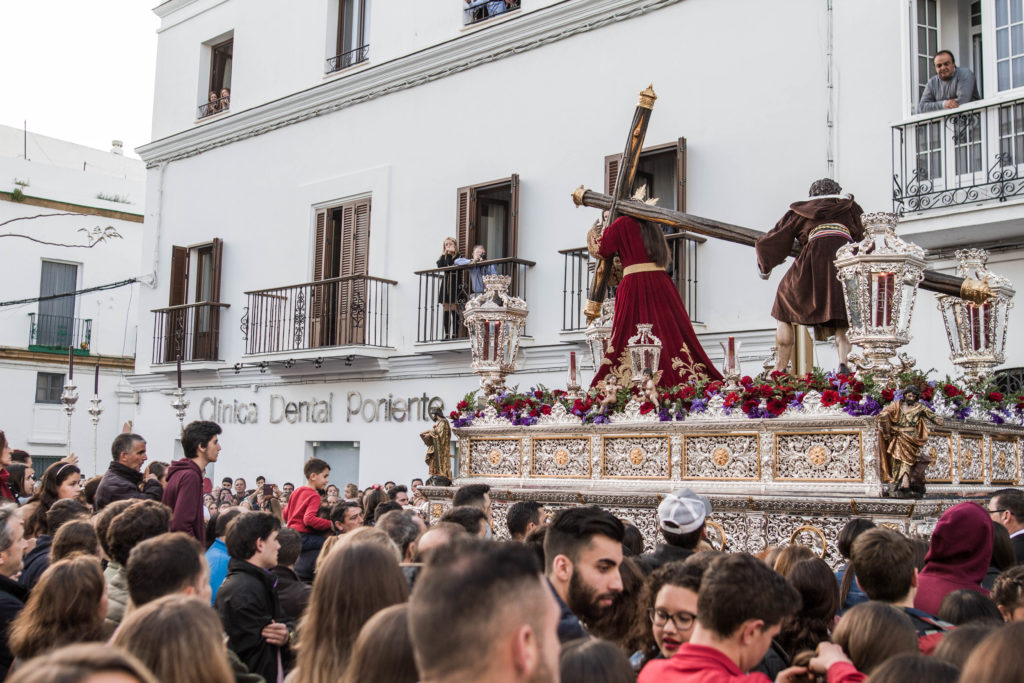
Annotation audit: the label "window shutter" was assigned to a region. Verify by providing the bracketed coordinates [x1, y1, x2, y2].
[604, 154, 621, 195]
[210, 238, 224, 302]
[169, 246, 189, 306]
[509, 173, 520, 258]
[351, 198, 370, 277]
[313, 209, 328, 281]
[456, 185, 475, 258]
[676, 136, 687, 214]
[339, 203, 355, 276]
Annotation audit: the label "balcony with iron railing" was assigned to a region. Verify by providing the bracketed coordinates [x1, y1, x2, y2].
[464, 0, 521, 25]
[892, 95, 1024, 215]
[151, 302, 231, 364]
[197, 96, 230, 120]
[326, 45, 369, 74]
[558, 232, 704, 331]
[28, 313, 91, 354]
[242, 275, 396, 355]
[414, 257, 534, 343]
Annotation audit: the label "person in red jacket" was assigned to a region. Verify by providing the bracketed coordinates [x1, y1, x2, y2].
[162, 420, 222, 544]
[282, 458, 331, 553]
[639, 553, 865, 683]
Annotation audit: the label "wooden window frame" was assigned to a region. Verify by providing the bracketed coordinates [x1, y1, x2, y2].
[455, 174, 520, 258]
[209, 39, 233, 95]
[604, 137, 687, 215]
[337, 0, 368, 58]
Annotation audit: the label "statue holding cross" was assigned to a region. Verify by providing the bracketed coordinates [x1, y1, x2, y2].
[574, 85, 999, 380]
[583, 86, 722, 389]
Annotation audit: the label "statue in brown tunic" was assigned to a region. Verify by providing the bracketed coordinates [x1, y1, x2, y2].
[421, 406, 453, 483]
[756, 178, 865, 373]
[878, 386, 942, 498]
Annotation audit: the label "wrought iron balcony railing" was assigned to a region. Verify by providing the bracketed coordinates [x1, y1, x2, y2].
[151, 302, 231, 363]
[326, 45, 369, 74]
[464, 0, 520, 25]
[892, 96, 1024, 214]
[243, 275, 396, 354]
[197, 96, 230, 119]
[28, 313, 92, 352]
[558, 232, 704, 332]
[414, 257, 534, 343]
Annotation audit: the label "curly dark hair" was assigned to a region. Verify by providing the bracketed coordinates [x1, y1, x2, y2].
[630, 561, 704, 665]
[106, 500, 171, 566]
[808, 178, 843, 196]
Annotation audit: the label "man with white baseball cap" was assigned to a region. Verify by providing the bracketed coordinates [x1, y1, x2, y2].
[638, 488, 711, 572]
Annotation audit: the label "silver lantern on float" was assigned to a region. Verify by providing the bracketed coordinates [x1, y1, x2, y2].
[936, 248, 1015, 382]
[585, 298, 615, 372]
[834, 212, 926, 384]
[463, 275, 528, 397]
[626, 323, 662, 385]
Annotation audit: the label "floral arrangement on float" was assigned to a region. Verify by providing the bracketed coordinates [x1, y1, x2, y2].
[448, 368, 1024, 428]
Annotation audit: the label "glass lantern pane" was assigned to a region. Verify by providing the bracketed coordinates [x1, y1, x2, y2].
[942, 304, 963, 354]
[899, 282, 916, 332]
[844, 276, 863, 328]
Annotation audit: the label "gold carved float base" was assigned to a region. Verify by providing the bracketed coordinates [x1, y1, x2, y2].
[420, 412, 1022, 567]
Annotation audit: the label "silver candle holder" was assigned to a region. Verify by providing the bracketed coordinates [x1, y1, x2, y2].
[60, 381, 79, 458]
[171, 388, 190, 435]
[87, 396, 103, 477]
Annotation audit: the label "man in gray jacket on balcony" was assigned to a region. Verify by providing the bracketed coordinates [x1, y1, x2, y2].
[918, 50, 979, 113]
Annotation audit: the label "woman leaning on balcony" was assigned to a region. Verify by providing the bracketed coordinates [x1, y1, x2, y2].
[436, 236, 461, 340]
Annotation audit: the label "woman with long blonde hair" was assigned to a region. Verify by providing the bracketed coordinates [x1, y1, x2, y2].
[436, 236, 461, 339]
[112, 594, 234, 683]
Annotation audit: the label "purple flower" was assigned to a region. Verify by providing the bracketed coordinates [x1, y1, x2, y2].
[954, 406, 971, 420]
[658, 409, 671, 422]
[592, 414, 610, 425]
[675, 409, 687, 421]
[690, 398, 707, 414]
[990, 411, 1006, 424]
[452, 417, 473, 428]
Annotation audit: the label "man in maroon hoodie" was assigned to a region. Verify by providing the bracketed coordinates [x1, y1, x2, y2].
[756, 178, 865, 374]
[914, 501, 993, 616]
[163, 420, 222, 544]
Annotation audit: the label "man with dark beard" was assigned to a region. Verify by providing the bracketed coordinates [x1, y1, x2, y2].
[543, 506, 625, 642]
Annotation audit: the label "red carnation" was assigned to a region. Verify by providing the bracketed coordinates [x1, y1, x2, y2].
[821, 390, 840, 407]
[680, 386, 696, 399]
[449, 410, 459, 419]
[988, 391, 1004, 403]
[766, 398, 787, 417]
[881, 388, 895, 401]
[572, 400, 585, 413]
[456, 400, 469, 411]
[847, 392, 863, 404]
[529, 409, 539, 417]
[943, 384, 961, 398]
[757, 384, 773, 398]
[639, 402, 655, 414]
[540, 404, 552, 415]
[534, 390, 543, 399]
[921, 386, 934, 401]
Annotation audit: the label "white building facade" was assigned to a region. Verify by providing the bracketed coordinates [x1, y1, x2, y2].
[132, 0, 1024, 487]
[0, 126, 145, 477]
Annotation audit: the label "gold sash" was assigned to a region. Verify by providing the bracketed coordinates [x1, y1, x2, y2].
[622, 262, 665, 277]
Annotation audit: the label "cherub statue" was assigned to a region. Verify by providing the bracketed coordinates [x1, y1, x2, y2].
[642, 368, 661, 406]
[597, 373, 621, 415]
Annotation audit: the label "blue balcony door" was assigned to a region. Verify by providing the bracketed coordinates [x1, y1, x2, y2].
[38, 261, 77, 348]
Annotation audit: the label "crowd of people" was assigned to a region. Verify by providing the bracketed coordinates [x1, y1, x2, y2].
[0, 424, 1022, 682]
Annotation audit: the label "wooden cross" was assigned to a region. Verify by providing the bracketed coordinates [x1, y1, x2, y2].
[574, 88, 990, 321]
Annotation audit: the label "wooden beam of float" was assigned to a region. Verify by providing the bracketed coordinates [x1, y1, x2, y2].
[571, 186, 988, 303]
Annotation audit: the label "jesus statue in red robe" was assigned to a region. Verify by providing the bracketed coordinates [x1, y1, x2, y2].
[589, 215, 722, 389]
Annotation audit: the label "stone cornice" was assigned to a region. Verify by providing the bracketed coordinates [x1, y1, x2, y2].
[137, 0, 683, 167]
[0, 347, 134, 370]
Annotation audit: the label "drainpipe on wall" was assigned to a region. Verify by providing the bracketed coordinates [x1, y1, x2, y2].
[825, 0, 836, 178]
[143, 162, 168, 289]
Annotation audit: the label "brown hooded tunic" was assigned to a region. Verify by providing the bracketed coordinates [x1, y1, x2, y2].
[756, 196, 865, 331]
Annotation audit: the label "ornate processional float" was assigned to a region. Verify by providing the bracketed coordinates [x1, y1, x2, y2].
[420, 87, 1022, 567]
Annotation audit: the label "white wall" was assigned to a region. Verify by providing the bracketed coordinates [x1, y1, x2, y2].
[131, 0, 1024, 485]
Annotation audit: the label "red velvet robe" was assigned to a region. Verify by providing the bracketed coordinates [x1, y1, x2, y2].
[590, 216, 722, 388]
